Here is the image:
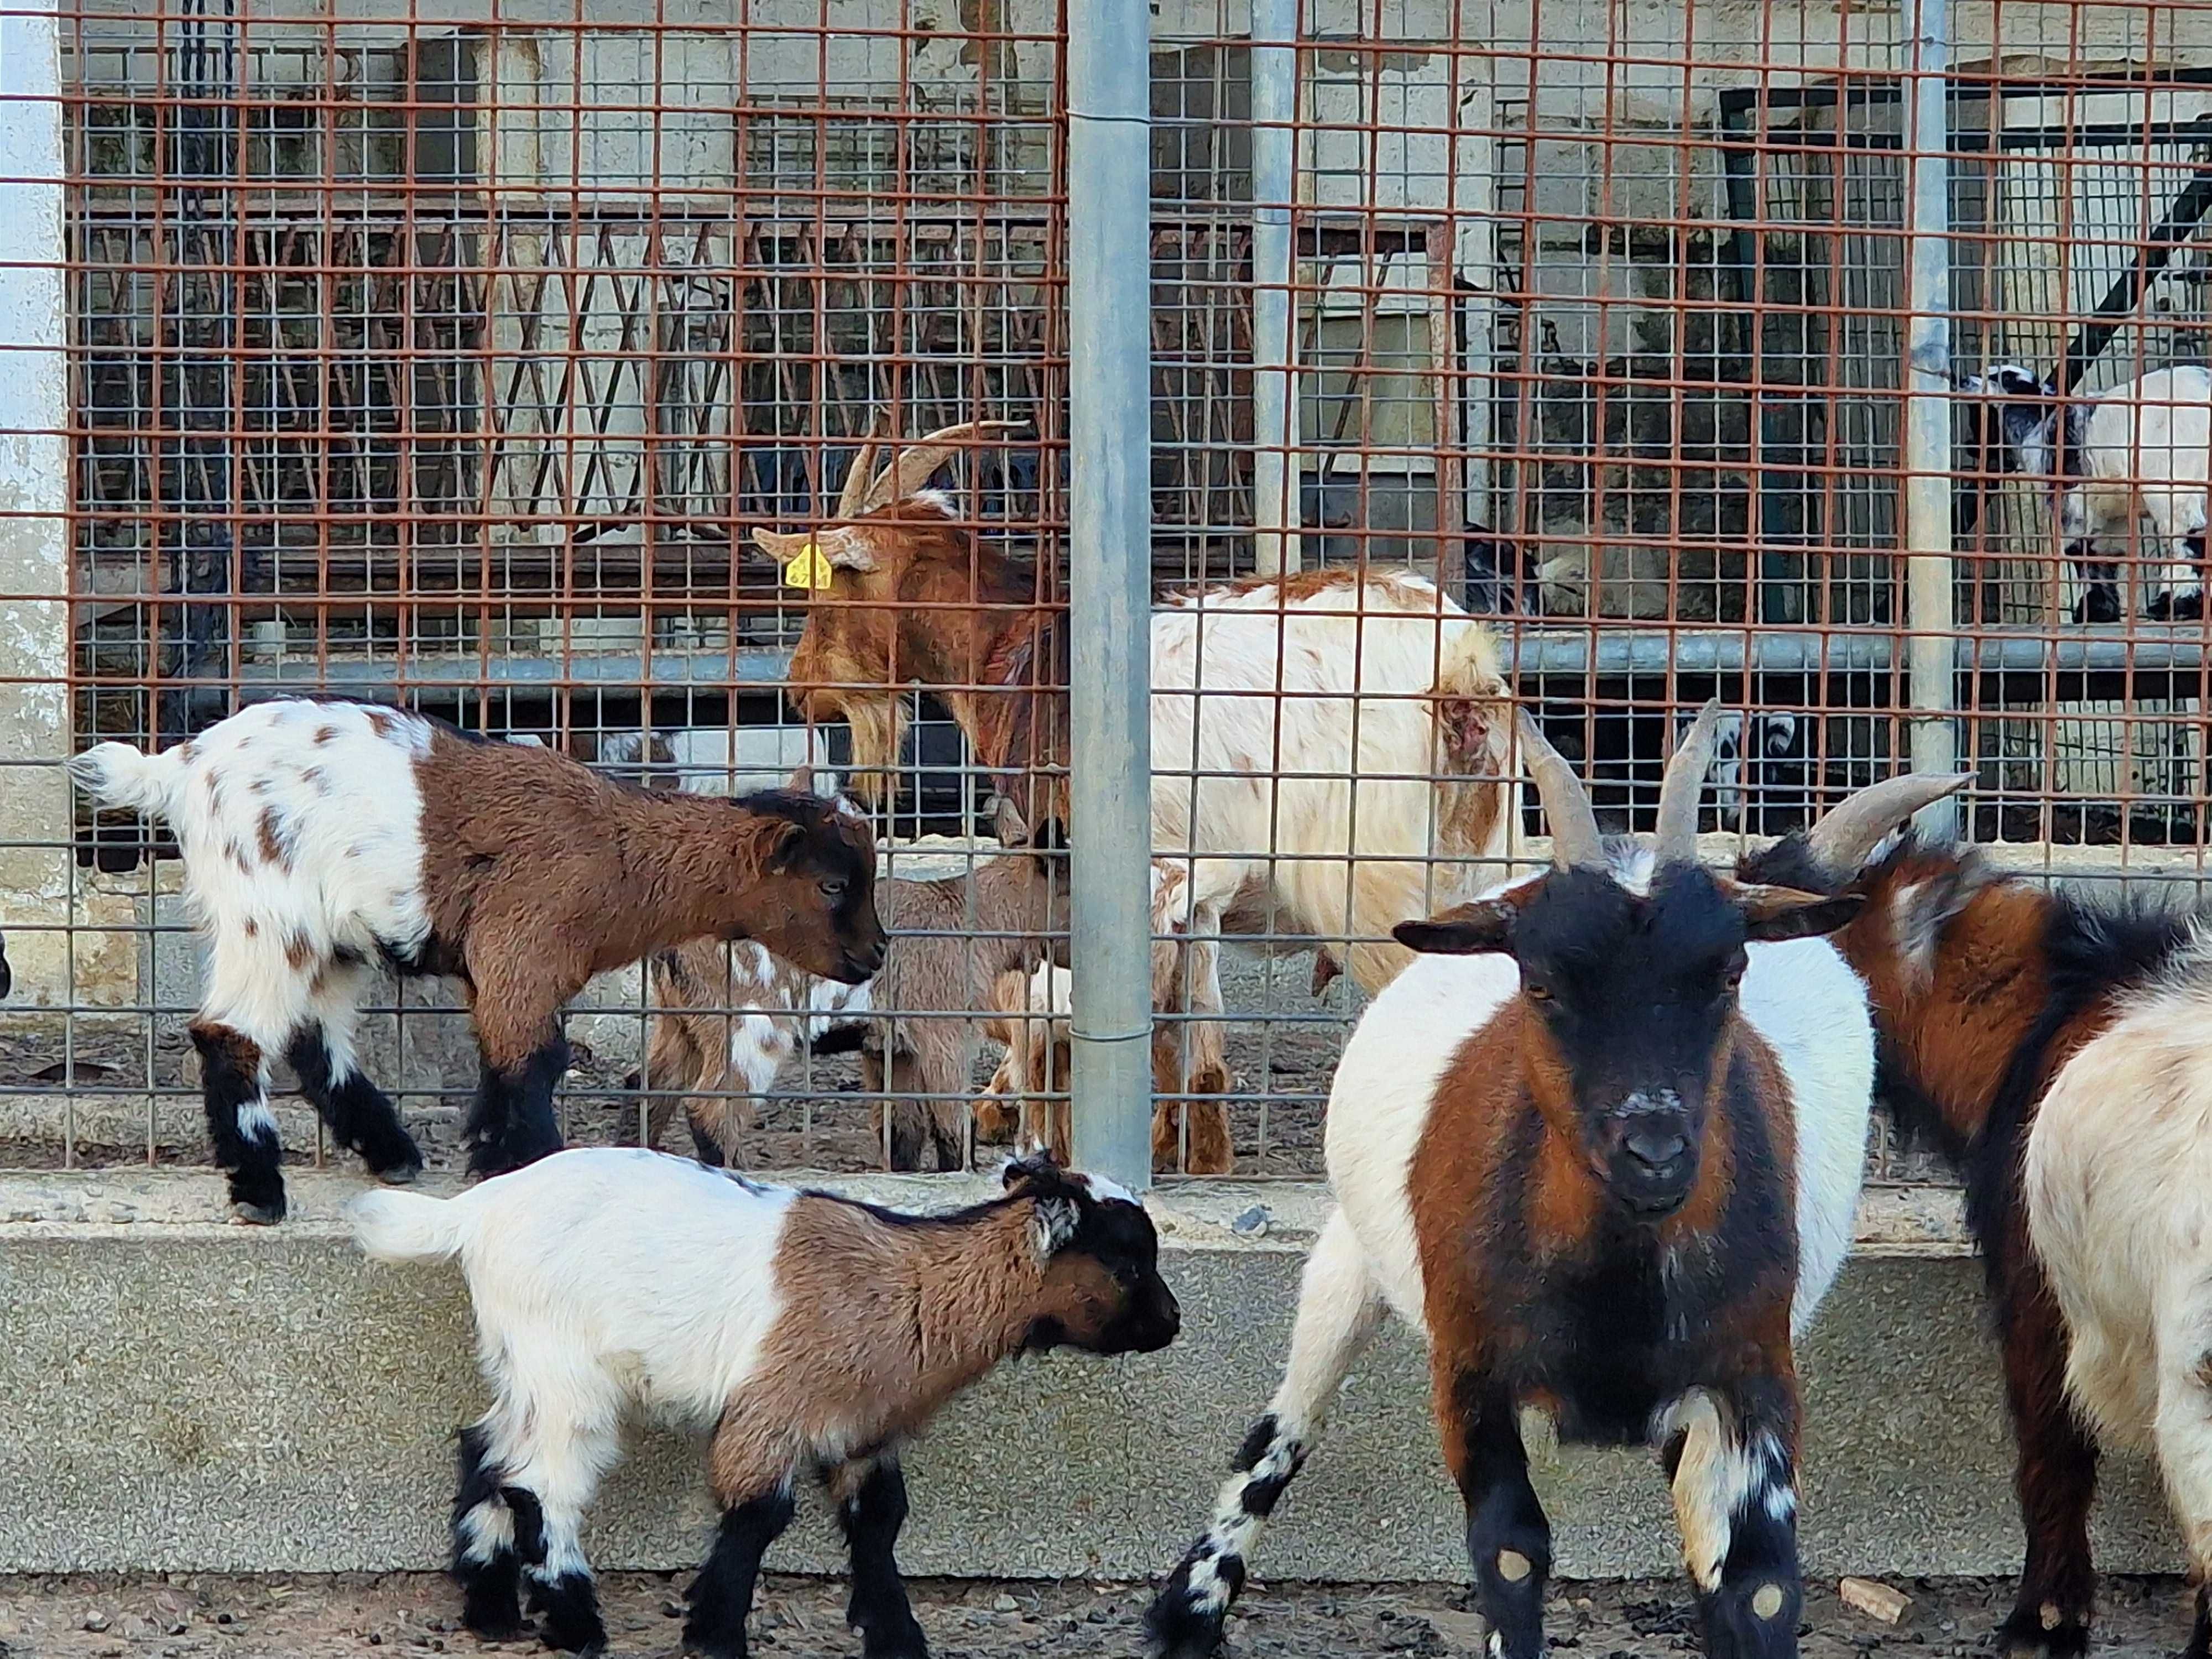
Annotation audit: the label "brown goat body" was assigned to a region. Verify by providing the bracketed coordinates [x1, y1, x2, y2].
[1735, 828, 2179, 1659]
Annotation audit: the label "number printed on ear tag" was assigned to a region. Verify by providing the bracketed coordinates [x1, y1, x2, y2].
[783, 542, 836, 590]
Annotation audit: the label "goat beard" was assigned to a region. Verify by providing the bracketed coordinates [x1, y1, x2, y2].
[829, 693, 910, 808]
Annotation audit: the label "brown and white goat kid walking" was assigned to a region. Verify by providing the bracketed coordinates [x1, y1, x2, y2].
[1147, 710, 1956, 1659]
[349, 1147, 1180, 1659]
[1738, 825, 2212, 1658]
[68, 700, 885, 1222]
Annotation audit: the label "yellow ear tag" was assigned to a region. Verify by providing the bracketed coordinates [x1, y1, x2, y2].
[782, 542, 836, 591]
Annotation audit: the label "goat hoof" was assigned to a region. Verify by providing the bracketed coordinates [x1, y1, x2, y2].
[228, 1199, 285, 1227]
[1993, 1603, 2089, 1659]
[1141, 1585, 1229, 1659]
[373, 1155, 424, 1186]
[458, 1610, 526, 1655]
[1700, 1574, 1799, 1659]
[855, 1621, 929, 1659]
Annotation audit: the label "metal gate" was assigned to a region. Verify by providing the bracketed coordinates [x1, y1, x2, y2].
[7, 0, 2212, 1192]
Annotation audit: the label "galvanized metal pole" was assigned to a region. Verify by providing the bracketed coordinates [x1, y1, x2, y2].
[1066, 0, 1157, 1189]
[1902, 0, 1959, 835]
[1249, 0, 1301, 576]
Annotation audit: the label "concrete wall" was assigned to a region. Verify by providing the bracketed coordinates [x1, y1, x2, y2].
[0, 1171, 2183, 1581]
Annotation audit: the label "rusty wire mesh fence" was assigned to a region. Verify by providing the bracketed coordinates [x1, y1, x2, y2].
[8, 0, 2212, 1188]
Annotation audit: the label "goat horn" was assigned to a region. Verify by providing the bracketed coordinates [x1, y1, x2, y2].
[836, 415, 886, 520]
[1654, 698, 1724, 860]
[858, 420, 1027, 514]
[1803, 771, 1971, 876]
[1515, 708, 1604, 870]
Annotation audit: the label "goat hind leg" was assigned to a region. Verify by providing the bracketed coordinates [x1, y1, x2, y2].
[501, 1422, 618, 1652]
[191, 1021, 290, 1224]
[451, 1421, 526, 1639]
[290, 957, 419, 1183]
[835, 1457, 928, 1658]
[1994, 1260, 2098, 1659]
[1144, 1208, 1384, 1658]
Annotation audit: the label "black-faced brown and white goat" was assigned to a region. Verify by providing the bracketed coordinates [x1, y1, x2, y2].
[1146, 709, 1959, 1659]
[66, 700, 885, 1222]
[1961, 362, 2212, 620]
[347, 1147, 1180, 1659]
[1738, 825, 2212, 1659]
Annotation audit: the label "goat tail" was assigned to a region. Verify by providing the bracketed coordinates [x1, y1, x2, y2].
[346, 1187, 478, 1264]
[65, 741, 190, 819]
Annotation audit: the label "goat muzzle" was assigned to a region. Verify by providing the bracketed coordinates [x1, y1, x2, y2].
[1600, 1098, 1699, 1217]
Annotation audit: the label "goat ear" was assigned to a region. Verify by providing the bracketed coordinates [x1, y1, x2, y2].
[1030, 1194, 1082, 1259]
[1734, 884, 1865, 943]
[814, 527, 879, 572]
[749, 525, 879, 576]
[748, 815, 811, 877]
[785, 765, 816, 796]
[1394, 898, 1518, 956]
[993, 795, 1030, 847]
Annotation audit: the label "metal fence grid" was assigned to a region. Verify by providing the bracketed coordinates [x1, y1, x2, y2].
[12, 0, 2212, 1189]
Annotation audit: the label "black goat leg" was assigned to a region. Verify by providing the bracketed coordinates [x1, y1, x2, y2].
[1993, 1255, 2098, 1659]
[1442, 1370, 1551, 1659]
[838, 1457, 929, 1658]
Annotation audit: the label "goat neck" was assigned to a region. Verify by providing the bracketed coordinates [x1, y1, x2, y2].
[1826, 843, 2055, 1159]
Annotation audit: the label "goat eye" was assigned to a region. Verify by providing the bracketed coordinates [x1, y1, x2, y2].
[818, 879, 847, 899]
[1525, 982, 1553, 1003]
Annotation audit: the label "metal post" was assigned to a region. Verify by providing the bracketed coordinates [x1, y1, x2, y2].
[0, 0, 79, 995]
[1902, 0, 1959, 835]
[1250, 0, 1301, 576]
[1066, 0, 1157, 1190]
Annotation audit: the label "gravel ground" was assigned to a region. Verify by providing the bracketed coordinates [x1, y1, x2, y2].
[0, 1574, 2201, 1659]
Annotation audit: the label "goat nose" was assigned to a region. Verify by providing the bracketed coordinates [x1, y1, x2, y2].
[1623, 1125, 1690, 1171]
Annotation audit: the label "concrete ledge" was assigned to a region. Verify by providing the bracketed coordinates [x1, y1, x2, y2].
[0, 1170, 2183, 1581]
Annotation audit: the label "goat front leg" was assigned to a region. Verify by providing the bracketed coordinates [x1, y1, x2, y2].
[1146, 1209, 1385, 1658]
[2068, 545, 2123, 624]
[290, 956, 420, 1184]
[1663, 1375, 1801, 1659]
[687, 1482, 797, 1659]
[2152, 1272, 2212, 1658]
[1439, 1371, 1551, 1659]
[1994, 1258, 2098, 1659]
[834, 1456, 930, 1658]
